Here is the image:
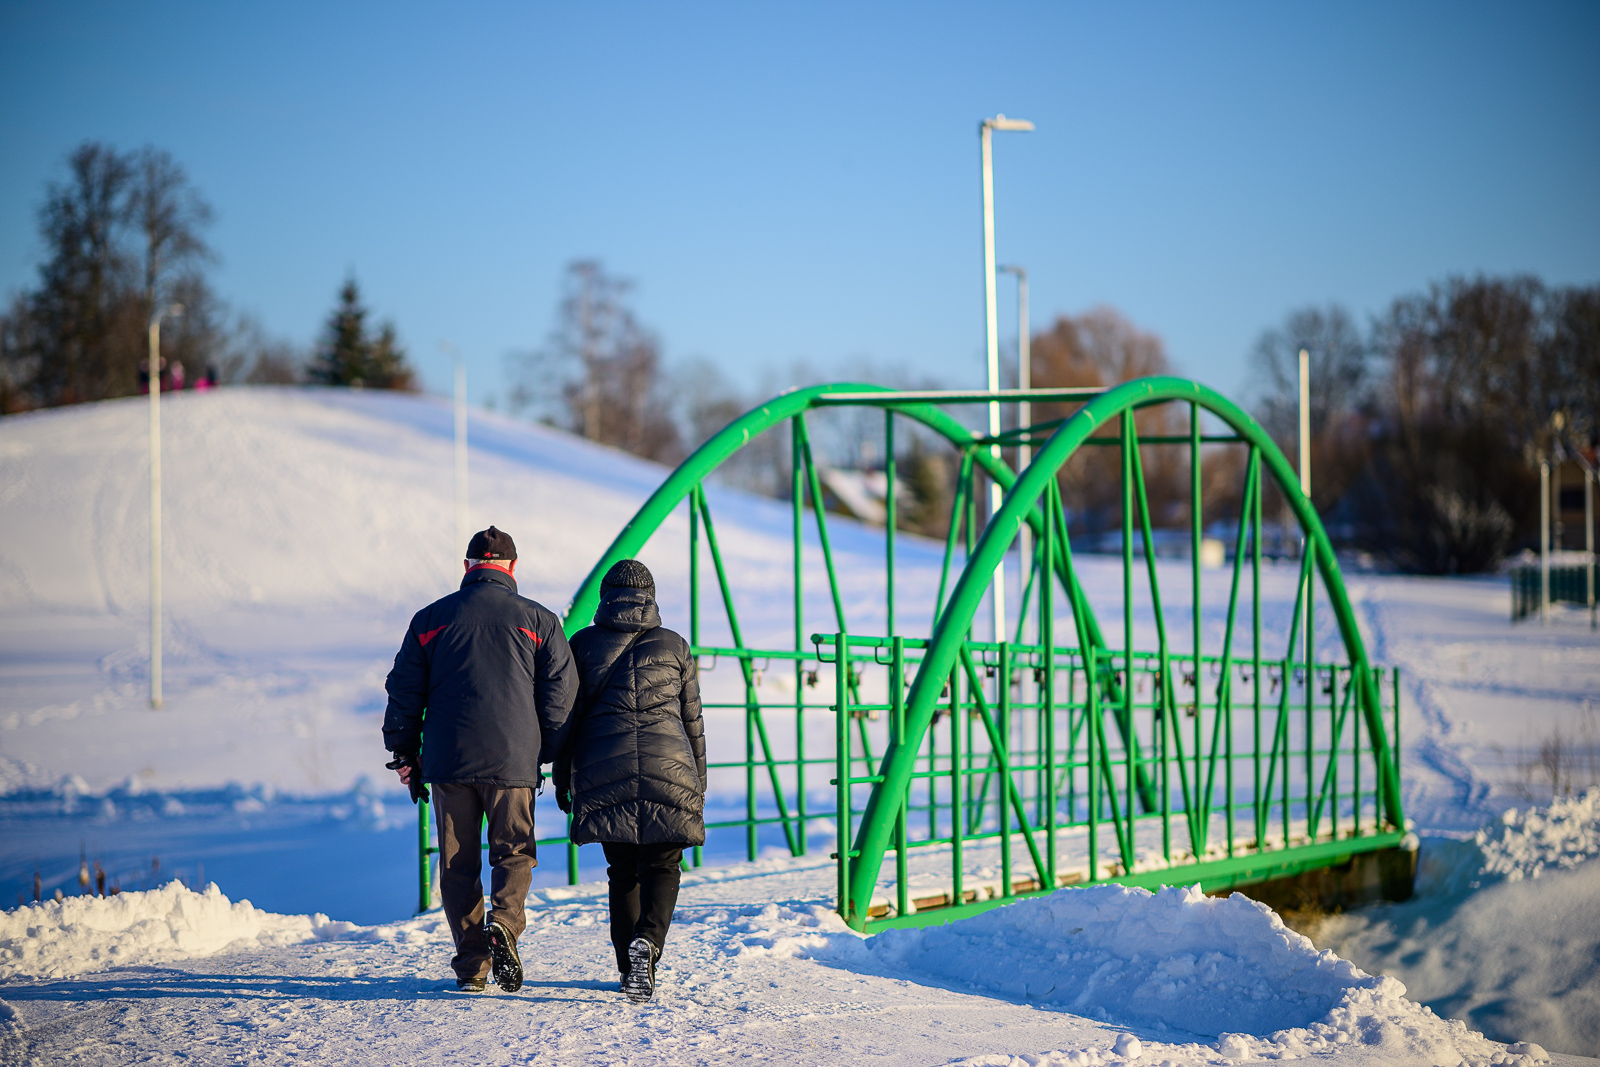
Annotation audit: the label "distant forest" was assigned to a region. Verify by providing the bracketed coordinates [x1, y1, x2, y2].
[4, 142, 1596, 574]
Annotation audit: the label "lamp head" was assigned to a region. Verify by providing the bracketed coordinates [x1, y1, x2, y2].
[984, 114, 1035, 132]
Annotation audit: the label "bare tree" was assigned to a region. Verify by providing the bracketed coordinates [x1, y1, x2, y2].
[128, 147, 213, 314]
[1548, 286, 1600, 452]
[0, 142, 225, 410]
[24, 143, 137, 405]
[1029, 306, 1187, 534]
[510, 260, 682, 463]
[1359, 276, 1549, 572]
[1248, 304, 1372, 517]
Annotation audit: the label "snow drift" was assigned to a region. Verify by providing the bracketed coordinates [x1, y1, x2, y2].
[1478, 789, 1600, 882]
[842, 884, 1553, 1066]
[0, 881, 357, 979]
[1315, 792, 1600, 1057]
[862, 884, 1364, 1036]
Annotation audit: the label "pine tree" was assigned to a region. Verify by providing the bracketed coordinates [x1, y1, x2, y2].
[307, 277, 415, 390]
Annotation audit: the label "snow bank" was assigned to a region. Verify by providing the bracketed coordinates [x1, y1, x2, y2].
[851, 885, 1550, 1066]
[0, 881, 359, 979]
[862, 884, 1373, 1035]
[1477, 789, 1600, 881]
[1313, 796, 1600, 1057]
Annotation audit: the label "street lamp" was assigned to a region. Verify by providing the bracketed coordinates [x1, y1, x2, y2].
[1298, 347, 1312, 643]
[441, 340, 468, 563]
[147, 302, 182, 710]
[1000, 263, 1030, 641]
[981, 113, 1034, 642]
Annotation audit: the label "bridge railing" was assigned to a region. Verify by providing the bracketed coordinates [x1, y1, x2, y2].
[411, 628, 1403, 925]
[818, 632, 1403, 928]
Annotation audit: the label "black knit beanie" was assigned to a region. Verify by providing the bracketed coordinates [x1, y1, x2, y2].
[601, 558, 654, 594]
[466, 526, 517, 561]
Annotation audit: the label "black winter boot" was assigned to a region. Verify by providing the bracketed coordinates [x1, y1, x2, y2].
[622, 937, 657, 1002]
[487, 920, 523, 993]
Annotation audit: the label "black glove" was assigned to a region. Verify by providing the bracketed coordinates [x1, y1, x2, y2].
[385, 753, 430, 804]
[553, 764, 572, 812]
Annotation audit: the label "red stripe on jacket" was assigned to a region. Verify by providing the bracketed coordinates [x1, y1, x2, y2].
[517, 627, 542, 646]
[417, 625, 448, 648]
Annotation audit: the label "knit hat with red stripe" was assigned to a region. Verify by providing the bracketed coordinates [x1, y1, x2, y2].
[466, 526, 516, 561]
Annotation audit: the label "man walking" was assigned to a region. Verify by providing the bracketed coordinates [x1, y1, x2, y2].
[558, 559, 705, 1003]
[384, 526, 577, 992]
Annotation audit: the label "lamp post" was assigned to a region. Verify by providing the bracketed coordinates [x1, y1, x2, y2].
[981, 113, 1033, 643]
[148, 303, 182, 710]
[1298, 347, 1311, 654]
[1540, 454, 1551, 624]
[1000, 263, 1030, 641]
[441, 341, 468, 560]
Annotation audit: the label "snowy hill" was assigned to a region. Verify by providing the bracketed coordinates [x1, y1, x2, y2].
[4, 386, 1595, 814]
[0, 386, 932, 794]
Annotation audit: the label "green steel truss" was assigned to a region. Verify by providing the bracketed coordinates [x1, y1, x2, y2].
[410, 378, 1405, 931]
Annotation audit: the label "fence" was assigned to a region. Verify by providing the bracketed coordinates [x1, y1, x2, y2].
[1510, 560, 1599, 623]
[412, 631, 1404, 928]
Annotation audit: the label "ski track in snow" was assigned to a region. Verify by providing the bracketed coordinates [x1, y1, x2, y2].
[1349, 579, 1495, 820]
[4, 388, 1599, 1064]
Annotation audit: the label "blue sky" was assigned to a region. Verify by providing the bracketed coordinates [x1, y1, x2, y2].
[2, 2, 1596, 406]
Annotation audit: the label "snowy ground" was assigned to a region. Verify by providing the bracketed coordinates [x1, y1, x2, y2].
[2, 388, 1598, 1063]
[0, 861, 1576, 1067]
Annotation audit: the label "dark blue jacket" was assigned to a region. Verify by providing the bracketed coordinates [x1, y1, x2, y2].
[382, 566, 577, 788]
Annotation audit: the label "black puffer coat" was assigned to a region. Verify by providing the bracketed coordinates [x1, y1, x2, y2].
[562, 587, 705, 846]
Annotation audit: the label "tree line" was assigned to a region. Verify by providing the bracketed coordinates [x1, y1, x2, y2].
[8, 146, 1593, 575]
[0, 142, 416, 412]
[1248, 280, 1599, 573]
[530, 265, 1598, 576]
[512, 257, 1599, 575]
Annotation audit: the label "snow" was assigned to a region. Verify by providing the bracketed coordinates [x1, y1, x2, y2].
[848, 884, 1555, 1066]
[0, 871, 1570, 1066]
[0, 881, 359, 980]
[2, 387, 1598, 1063]
[1313, 800, 1600, 1057]
[1478, 790, 1600, 881]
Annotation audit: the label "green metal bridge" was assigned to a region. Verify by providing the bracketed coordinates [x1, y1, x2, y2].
[411, 377, 1406, 932]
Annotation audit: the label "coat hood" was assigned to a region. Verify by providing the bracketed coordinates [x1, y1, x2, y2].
[595, 586, 661, 632]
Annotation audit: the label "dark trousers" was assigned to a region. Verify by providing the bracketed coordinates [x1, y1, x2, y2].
[433, 782, 537, 981]
[602, 842, 684, 973]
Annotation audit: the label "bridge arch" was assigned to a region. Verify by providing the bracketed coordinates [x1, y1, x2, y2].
[838, 376, 1404, 927]
[562, 380, 1095, 638]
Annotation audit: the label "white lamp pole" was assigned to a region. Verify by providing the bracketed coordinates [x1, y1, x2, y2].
[1586, 462, 1595, 630]
[981, 113, 1033, 643]
[442, 341, 468, 560]
[1298, 347, 1311, 651]
[1540, 455, 1551, 624]
[1297, 348, 1311, 498]
[1000, 263, 1030, 642]
[148, 303, 182, 710]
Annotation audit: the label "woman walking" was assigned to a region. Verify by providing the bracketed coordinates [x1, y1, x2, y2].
[557, 559, 705, 1003]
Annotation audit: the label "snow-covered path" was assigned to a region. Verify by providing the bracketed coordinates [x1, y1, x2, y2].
[1347, 575, 1600, 831]
[2, 856, 1580, 1067]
